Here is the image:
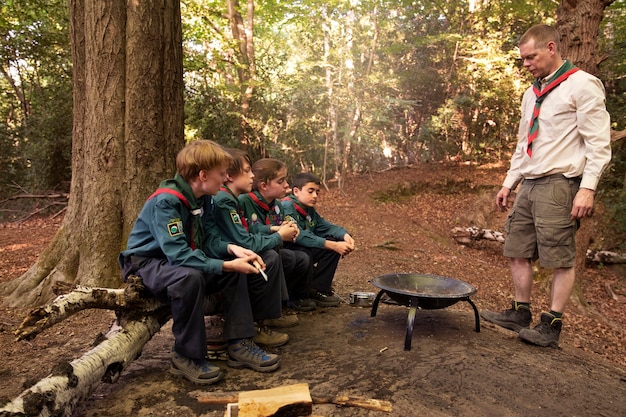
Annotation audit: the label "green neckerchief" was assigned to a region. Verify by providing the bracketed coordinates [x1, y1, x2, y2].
[527, 60, 579, 157]
[158, 174, 204, 250]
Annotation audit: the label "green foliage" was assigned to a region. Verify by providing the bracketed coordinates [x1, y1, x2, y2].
[0, 0, 72, 193]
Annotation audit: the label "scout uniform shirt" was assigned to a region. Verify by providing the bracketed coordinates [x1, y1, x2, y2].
[208, 185, 283, 253]
[281, 194, 348, 249]
[119, 174, 229, 275]
[238, 191, 285, 235]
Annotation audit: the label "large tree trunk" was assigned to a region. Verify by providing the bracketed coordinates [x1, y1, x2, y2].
[0, 0, 184, 307]
[556, 0, 614, 285]
[556, 0, 615, 73]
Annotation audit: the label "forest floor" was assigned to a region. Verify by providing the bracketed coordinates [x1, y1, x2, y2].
[0, 163, 625, 416]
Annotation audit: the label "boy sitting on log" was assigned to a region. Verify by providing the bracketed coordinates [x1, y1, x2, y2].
[281, 172, 355, 307]
[119, 140, 284, 384]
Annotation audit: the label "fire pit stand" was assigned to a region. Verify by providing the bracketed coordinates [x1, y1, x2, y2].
[369, 274, 480, 351]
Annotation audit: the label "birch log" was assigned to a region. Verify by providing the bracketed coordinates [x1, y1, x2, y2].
[451, 227, 626, 264]
[0, 276, 171, 417]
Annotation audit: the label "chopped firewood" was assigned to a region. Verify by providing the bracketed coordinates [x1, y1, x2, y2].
[192, 387, 393, 413]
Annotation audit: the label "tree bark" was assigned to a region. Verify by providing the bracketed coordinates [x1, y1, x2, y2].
[556, 0, 615, 73]
[0, 0, 184, 307]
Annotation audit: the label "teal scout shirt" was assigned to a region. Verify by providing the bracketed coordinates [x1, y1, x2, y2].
[238, 191, 284, 234]
[281, 195, 348, 249]
[208, 186, 282, 253]
[119, 174, 229, 275]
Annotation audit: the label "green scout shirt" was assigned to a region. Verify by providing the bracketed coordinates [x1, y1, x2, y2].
[281, 194, 348, 249]
[208, 186, 282, 253]
[119, 174, 229, 275]
[238, 191, 284, 235]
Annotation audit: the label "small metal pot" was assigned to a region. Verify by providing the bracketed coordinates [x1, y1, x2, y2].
[349, 291, 375, 307]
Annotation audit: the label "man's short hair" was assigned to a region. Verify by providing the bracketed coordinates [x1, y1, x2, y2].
[519, 24, 561, 51]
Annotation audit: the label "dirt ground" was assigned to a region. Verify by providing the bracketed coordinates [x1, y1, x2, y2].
[1, 163, 625, 416]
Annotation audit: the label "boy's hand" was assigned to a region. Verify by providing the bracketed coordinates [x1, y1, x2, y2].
[228, 244, 259, 260]
[326, 240, 354, 256]
[223, 256, 261, 274]
[344, 233, 355, 249]
[277, 221, 298, 242]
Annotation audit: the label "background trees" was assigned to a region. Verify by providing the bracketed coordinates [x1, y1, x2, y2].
[0, 0, 624, 305]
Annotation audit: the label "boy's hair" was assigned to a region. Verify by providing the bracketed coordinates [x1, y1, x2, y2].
[519, 24, 560, 51]
[292, 172, 320, 190]
[225, 148, 251, 177]
[252, 158, 286, 189]
[176, 140, 231, 181]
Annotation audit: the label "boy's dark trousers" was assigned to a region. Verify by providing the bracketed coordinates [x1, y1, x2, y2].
[120, 255, 281, 359]
[287, 236, 341, 293]
[278, 247, 311, 300]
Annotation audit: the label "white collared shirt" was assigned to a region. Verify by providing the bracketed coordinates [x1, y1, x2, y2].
[503, 68, 611, 191]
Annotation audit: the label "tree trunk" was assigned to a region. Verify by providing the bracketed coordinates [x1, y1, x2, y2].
[0, 0, 184, 307]
[227, 0, 256, 149]
[556, 0, 614, 285]
[556, 0, 615, 73]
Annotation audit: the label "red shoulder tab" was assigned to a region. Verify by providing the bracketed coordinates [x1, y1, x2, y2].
[148, 188, 190, 209]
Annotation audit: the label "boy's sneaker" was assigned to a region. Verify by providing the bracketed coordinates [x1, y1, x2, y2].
[261, 314, 299, 328]
[480, 301, 532, 332]
[170, 352, 224, 385]
[287, 299, 317, 312]
[253, 325, 289, 347]
[519, 312, 562, 347]
[311, 289, 341, 307]
[227, 339, 280, 372]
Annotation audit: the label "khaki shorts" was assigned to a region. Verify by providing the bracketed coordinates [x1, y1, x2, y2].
[503, 174, 580, 269]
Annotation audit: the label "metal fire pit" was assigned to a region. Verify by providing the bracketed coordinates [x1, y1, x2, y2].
[370, 273, 480, 350]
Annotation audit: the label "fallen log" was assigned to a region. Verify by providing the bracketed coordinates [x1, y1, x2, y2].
[451, 226, 626, 265]
[451, 226, 505, 244]
[0, 276, 172, 417]
[192, 389, 393, 412]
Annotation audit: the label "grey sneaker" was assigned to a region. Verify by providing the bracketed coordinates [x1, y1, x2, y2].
[170, 352, 224, 384]
[311, 289, 341, 307]
[480, 301, 532, 332]
[227, 339, 280, 372]
[253, 324, 289, 347]
[519, 312, 562, 347]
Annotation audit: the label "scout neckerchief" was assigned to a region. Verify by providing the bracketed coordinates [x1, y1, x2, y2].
[527, 60, 579, 157]
[148, 174, 204, 250]
[283, 196, 313, 229]
[247, 191, 282, 226]
[220, 185, 248, 231]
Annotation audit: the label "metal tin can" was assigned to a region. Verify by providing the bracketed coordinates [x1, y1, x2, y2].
[349, 291, 375, 307]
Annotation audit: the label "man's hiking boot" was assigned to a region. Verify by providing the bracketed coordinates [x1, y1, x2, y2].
[519, 312, 562, 347]
[170, 352, 224, 385]
[311, 289, 341, 307]
[261, 314, 299, 328]
[480, 301, 532, 332]
[253, 324, 289, 347]
[227, 339, 280, 372]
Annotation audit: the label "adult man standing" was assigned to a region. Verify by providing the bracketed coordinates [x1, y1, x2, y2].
[480, 24, 612, 347]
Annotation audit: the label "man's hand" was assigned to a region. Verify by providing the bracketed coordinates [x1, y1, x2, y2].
[496, 186, 511, 212]
[571, 188, 595, 219]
